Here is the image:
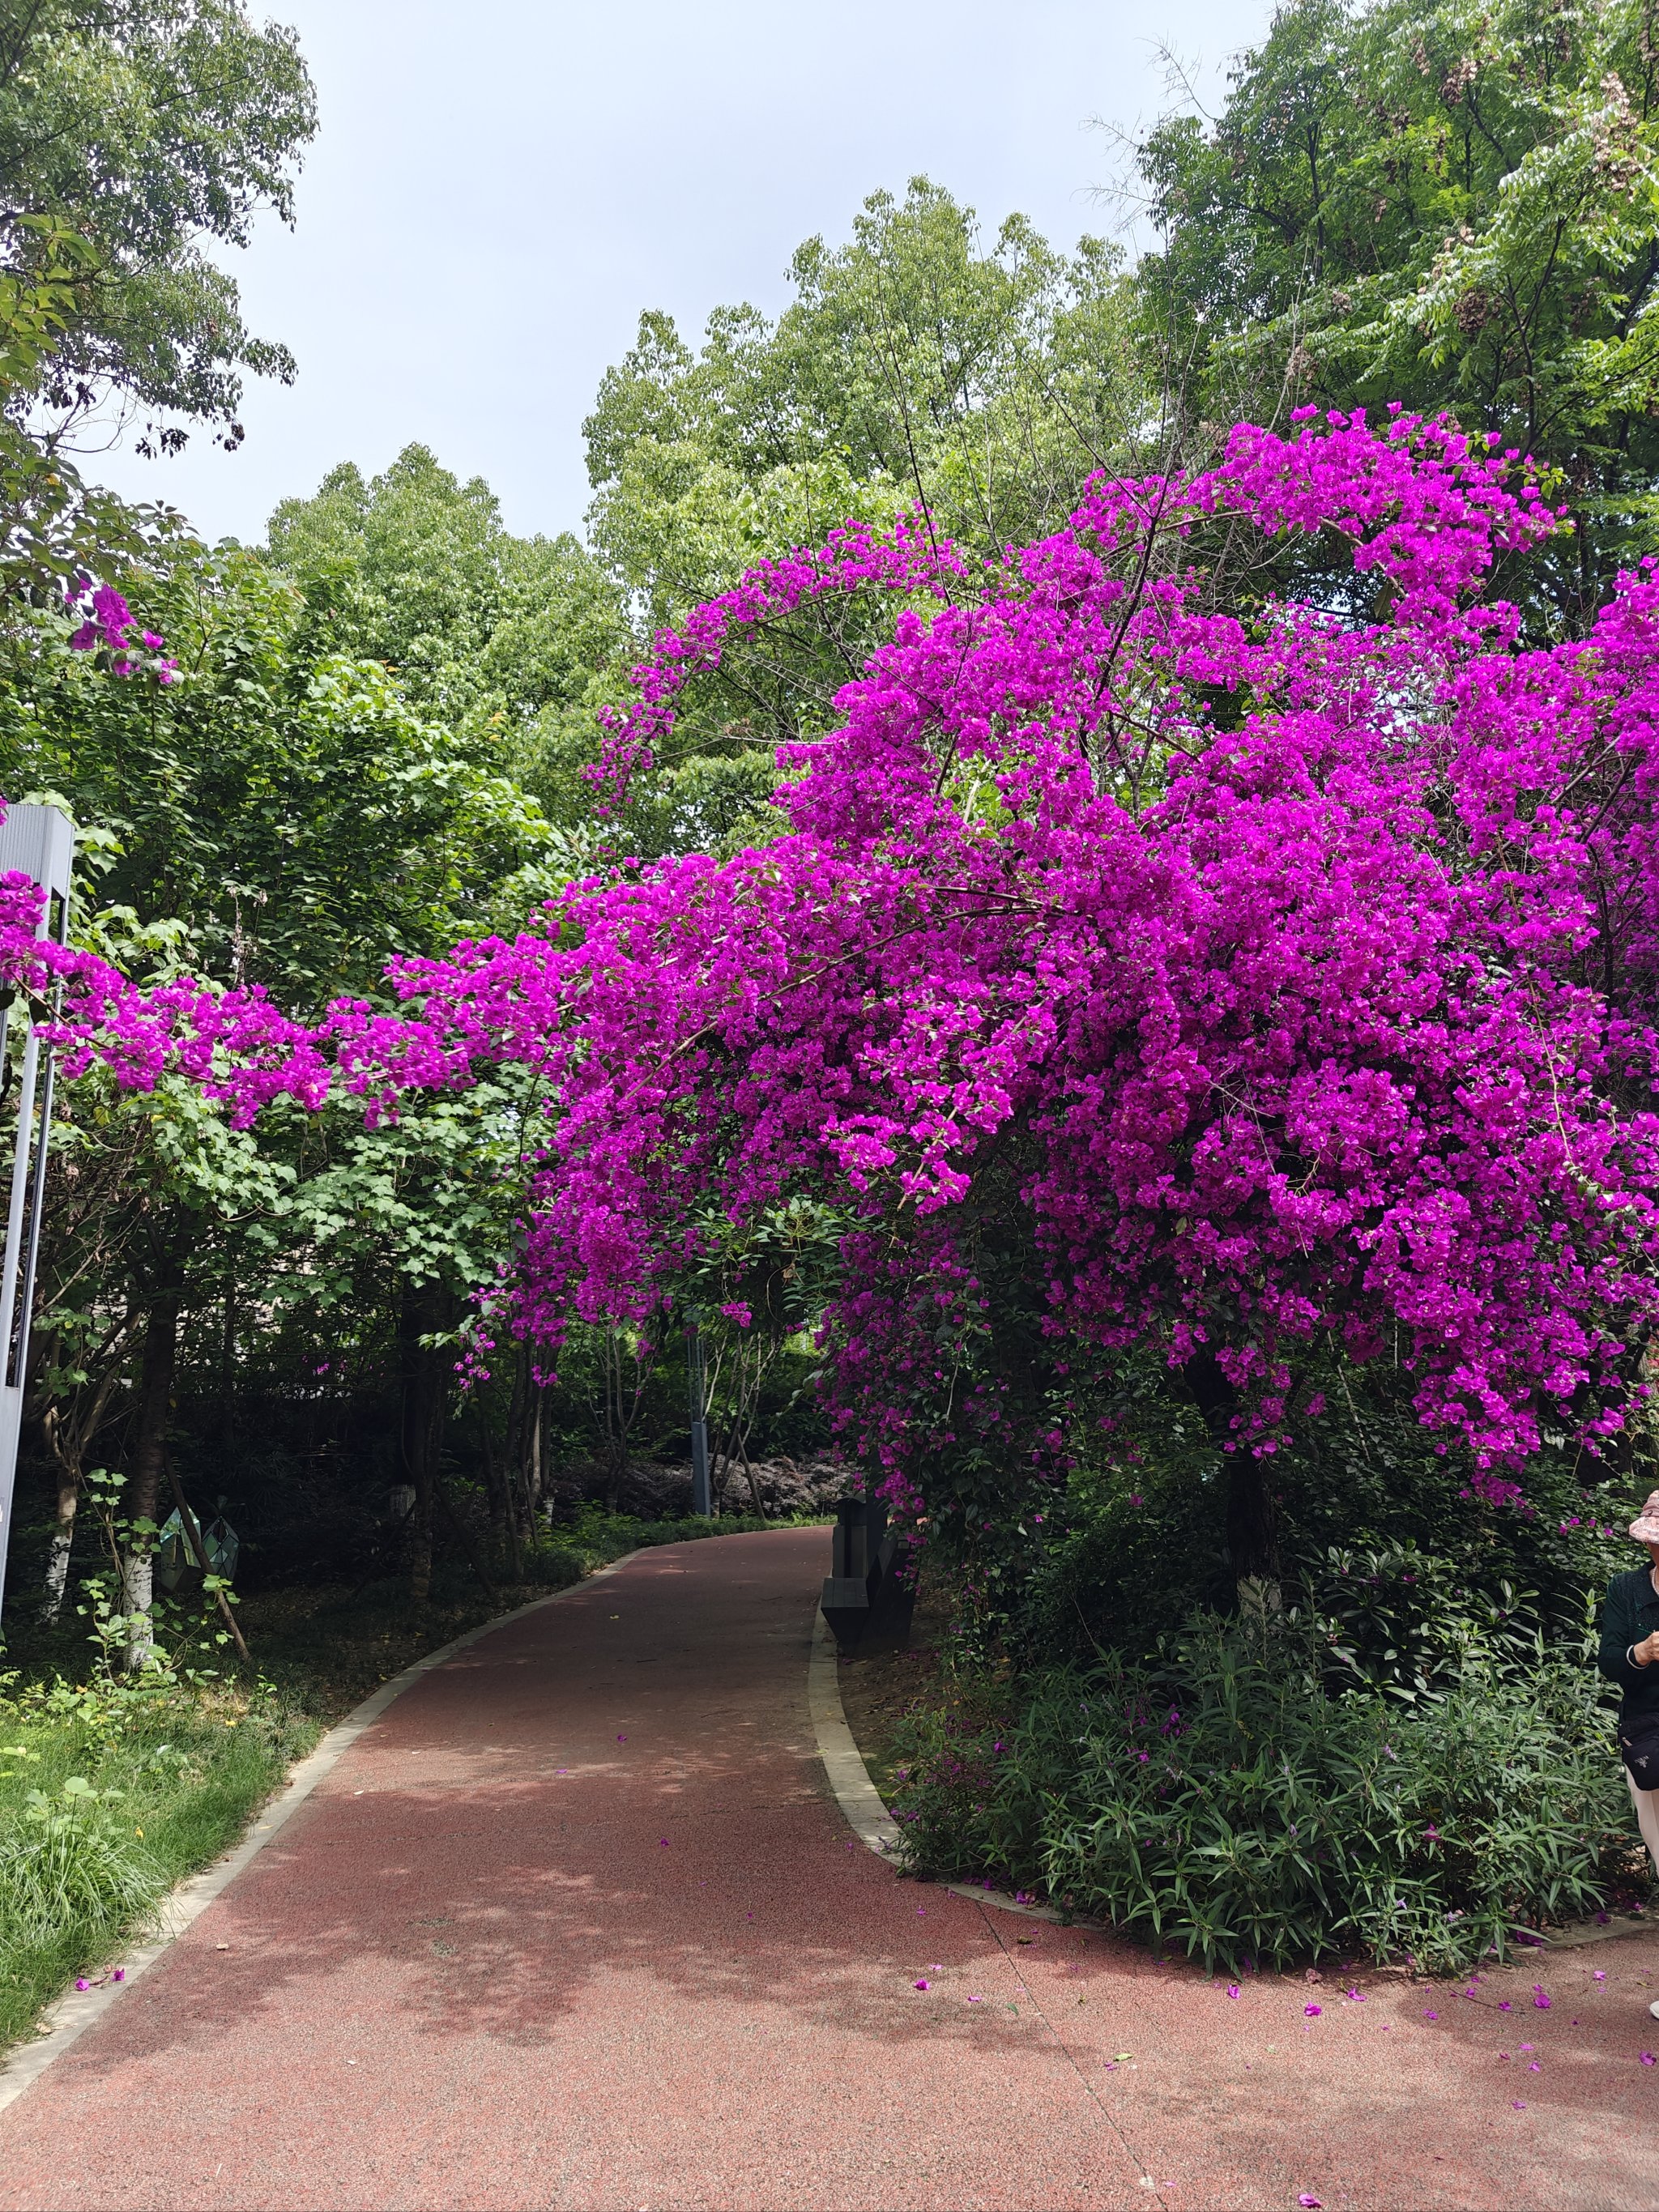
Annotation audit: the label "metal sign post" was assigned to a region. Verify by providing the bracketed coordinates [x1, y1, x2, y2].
[686, 1319, 712, 1516]
[0, 804, 74, 1627]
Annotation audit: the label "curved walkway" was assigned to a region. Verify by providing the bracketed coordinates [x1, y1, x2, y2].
[0, 1528, 1656, 2211]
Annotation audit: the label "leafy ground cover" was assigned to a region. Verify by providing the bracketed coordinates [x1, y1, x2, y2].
[0, 1509, 801, 2052]
[873, 1613, 1652, 1980]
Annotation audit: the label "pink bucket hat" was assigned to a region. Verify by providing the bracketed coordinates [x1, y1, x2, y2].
[1630, 1489, 1659, 1543]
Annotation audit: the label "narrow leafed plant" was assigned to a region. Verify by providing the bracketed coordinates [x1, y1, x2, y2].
[0, 1776, 161, 1945]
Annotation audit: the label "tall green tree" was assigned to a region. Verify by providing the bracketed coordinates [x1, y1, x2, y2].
[0, 544, 560, 1639]
[266, 445, 631, 831]
[0, 1, 315, 603]
[585, 179, 1145, 614]
[1135, 0, 1659, 624]
[0, 0, 316, 455]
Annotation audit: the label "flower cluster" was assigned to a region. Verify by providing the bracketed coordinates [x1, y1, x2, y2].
[66, 582, 177, 684]
[9, 407, 1659, 1516]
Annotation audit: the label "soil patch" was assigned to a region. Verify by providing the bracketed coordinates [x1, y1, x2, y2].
[833, 1571, 953, 1799]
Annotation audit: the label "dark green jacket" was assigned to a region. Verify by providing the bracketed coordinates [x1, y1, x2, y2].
[1597, 1566, 1659, 1720]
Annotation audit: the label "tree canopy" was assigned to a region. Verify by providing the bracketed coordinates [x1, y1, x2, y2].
[1136, 0, 1659, 624]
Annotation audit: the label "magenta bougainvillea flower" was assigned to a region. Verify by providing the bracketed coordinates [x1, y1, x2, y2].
[11, 408, 1659, 1523]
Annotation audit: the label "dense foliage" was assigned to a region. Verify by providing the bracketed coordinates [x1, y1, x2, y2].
[1137, 0, 1659, 625]
[888, 1612, 1634, 1973]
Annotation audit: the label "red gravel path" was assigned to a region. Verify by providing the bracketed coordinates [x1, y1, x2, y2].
[1, 1528, 1657, 2211]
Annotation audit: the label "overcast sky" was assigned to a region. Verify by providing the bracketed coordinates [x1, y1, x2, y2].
[87, 0, 1267, 548]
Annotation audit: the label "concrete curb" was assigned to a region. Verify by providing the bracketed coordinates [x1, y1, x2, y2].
[806, 1608, 902, 1857]
[0, 1551, 642, 2117]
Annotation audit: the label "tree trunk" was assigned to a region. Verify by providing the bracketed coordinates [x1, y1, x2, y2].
[479, 1406, 516, 1578]
[399, 1281, 448, 1605]
[220, 1279, 237, 1451]
[1225, 1452, 1281, 1595]
[524, 1384, 545, 1533]
[602, 1333, 626, 1511]
[1184, 1349, 1282, 1600]
[38, 1325, 129, 1627]
[124, 1284, 180, 1668]
[40, 1464, 78, 1626]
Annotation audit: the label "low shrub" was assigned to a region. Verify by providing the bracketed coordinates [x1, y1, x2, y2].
[888, 1612, 1636, 1975]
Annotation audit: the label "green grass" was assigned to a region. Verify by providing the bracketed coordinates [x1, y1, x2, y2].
[0, 1688, 315, 2048]
[0, 1506, 820, 2048]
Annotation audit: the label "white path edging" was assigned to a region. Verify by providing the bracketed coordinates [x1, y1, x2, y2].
[806, 1608, 902, 1857]
[0, 1553, 642, 2117]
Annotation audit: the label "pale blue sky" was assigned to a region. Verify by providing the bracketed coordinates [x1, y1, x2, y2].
[88, 0, 1268, 547]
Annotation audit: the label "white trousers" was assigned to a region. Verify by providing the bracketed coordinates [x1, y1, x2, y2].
[1628, 1770, 1659, 1878]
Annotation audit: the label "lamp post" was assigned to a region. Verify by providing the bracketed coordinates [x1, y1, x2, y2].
[0, 804, 74, 1628]
[686, 1318, 711, 1517]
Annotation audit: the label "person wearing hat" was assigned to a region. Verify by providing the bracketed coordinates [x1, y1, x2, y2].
[1599, 1487, 1659, 2017]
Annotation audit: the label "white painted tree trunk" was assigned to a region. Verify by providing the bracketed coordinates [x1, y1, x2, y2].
[39, 1525, 73, 1625]
[122, 1546, 155, 1669]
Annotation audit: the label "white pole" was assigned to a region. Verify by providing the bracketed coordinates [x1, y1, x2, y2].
[0, 804, 74, 1626]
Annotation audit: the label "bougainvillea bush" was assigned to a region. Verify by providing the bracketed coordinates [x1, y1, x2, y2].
[381, 408, 1659, 1520]
[11, 411, 1659, 1547]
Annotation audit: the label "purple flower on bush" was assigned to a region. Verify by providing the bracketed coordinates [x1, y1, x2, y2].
[13, 407, 1659, 1487]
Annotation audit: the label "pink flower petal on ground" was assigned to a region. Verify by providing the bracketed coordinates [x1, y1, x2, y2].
[74, 1980, 89, 1992]
[1533, 1994, 1550, 2010]
[111, 1969, 124, 1984]
[967, 1995, 983, 2003]
[1498, 2001, 1512, 2012]
[1226, 1984, 1240, 1999]
[1512, 2100, 1527, 2109]
[1422, 2010, 1439, 2020]
[1642, 2052, 1656, 2066]
[1304, 2004, 1322, 2017]
[616, 1734, 626, 1743]
[1346, 1988, 1364, 2001]
[914, 1980, 929, 1991]
[1299, 2196, 1324, 2208]
[659, 1838, 669, 1846]
[1594, 1970, 1607, 1980]
[1529, 2062, 1541, 2072]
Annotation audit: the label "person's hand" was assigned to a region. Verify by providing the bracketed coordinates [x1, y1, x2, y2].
[1635, 1630, 1659, 1668]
